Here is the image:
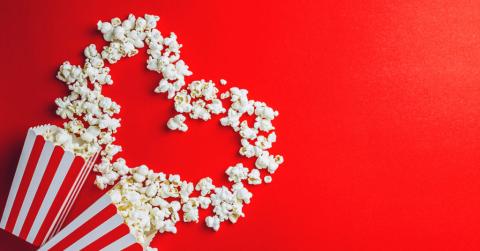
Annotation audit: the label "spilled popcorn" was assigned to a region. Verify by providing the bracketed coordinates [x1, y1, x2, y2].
[52, 14, 284, 249]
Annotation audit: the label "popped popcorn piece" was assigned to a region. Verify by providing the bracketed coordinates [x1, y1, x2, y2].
[247, 169, 262, 185]
[174, 90, 192, 113]
[205, 216, 220, 231]
[220, 91, 230, 99]
[225, 163, 249, 183]
[206, 99, 226, 115]
[195, 177, 215, 196]
[198, 196, 211, 209]
[167, 114, 188, 132]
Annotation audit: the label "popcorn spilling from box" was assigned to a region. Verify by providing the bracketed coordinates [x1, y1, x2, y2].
[0, 125, 99, 247]
[52, 13, 284, 249]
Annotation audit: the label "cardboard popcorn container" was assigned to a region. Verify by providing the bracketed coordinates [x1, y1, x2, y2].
[0, 125, 99, 246]
[39, 193, 142, 251]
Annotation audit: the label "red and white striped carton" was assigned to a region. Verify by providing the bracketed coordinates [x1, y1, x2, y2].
[0, 124, 98, 247]
[39, 193, 143, 251]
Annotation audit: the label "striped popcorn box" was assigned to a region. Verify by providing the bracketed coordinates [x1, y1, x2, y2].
[39, 193, 143, 251]
[0, 125, 98, 246]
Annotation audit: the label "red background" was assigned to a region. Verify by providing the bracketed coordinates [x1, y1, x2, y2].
[1, 0, 480, 250]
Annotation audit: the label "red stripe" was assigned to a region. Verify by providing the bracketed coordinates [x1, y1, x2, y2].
[82, 222, 130, 251]
[18, 145, 64, 239]
[5, 135, 43, 233]
[49, 204, 118, 250]
[33, 154, 86, 246]
[124, 243, 144, 251]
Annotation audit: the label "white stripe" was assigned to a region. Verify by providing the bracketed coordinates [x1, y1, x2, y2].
[64, 214, 124, 251]
[26, 151, 74, 242]
[0, 129, 36, 229]
[100, 233, 136, 251]
[47, 151, 97, 242]
[39, 194, 112, 251]
[12, 141, 54, 235]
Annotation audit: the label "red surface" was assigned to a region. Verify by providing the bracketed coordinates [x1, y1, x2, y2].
[1, 0, 480, 250]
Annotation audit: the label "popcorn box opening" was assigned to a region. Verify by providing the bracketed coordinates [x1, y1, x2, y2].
[40, 193, 143, 251]
[0, 125, 98, 247]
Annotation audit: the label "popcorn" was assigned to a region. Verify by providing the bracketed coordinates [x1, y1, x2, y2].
[195, 177, 215, 196]
[190, 100, 211, 121]
[206, 99, 226, 115]
[205, 216, 220, 231]
[198, 196, 211, 209]
[225, 163, 249, 183]
[209, 185, 248, 225]
[57, 61, 85, 84]
[232, 182, 252, 204]
[55, 13, 284, 249]
[247, 169, 262, 185]
[94, 175, 109, 190]
[182, 199, 199, 223]
[145, 184, 158, 197]
[220, 91, 230, 99]
[239, 121, 258, 139]
[174, 90, 192, 113]
[167, 114, 188, 132]
[255, 152, 282, 174]
[179, 181, 194, 202]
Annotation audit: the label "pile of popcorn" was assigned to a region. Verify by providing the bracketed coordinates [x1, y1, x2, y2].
[50, 14, 284, 249]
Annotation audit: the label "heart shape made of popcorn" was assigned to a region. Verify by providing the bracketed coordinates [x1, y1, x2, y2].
[51, 13, 284, 248]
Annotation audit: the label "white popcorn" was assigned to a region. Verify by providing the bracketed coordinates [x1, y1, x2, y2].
[179, 182, 194, 202]
[239, 122, 258, 140]
[80, 126, 100, 142]
[197, 196, 211, 209]
[225, 163, 249, 183]
[254, 117, 275, 132]
[133, 173, 146, 183]
[175, 60, 192, 78]
[232, 182, 252, 204]
[195, 177, 215, 196]
[190, 100, 211, 121]
[112, 158, 129, 175]
[55, 128, 73, 146]
[205, 216, 220, 231]
[174, 90, 192, 113]
[247, 169, 262, 185]
[94, 175, 109, 190]
[182, 199, 199, 223]
[255, 152, 282, 174]
[84, 44, 99, 58]
[167, 114, 188, 132]
[145, 184, 158, 197]
[255, 135, 273, 150]
[151, 197, 169, 208]
[55, 13, 284, 249]
[110, 189, 122, 203]
[98, 115, 121, 131]
[206, 99, 226, 115]
[57, 61, 85, 84]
